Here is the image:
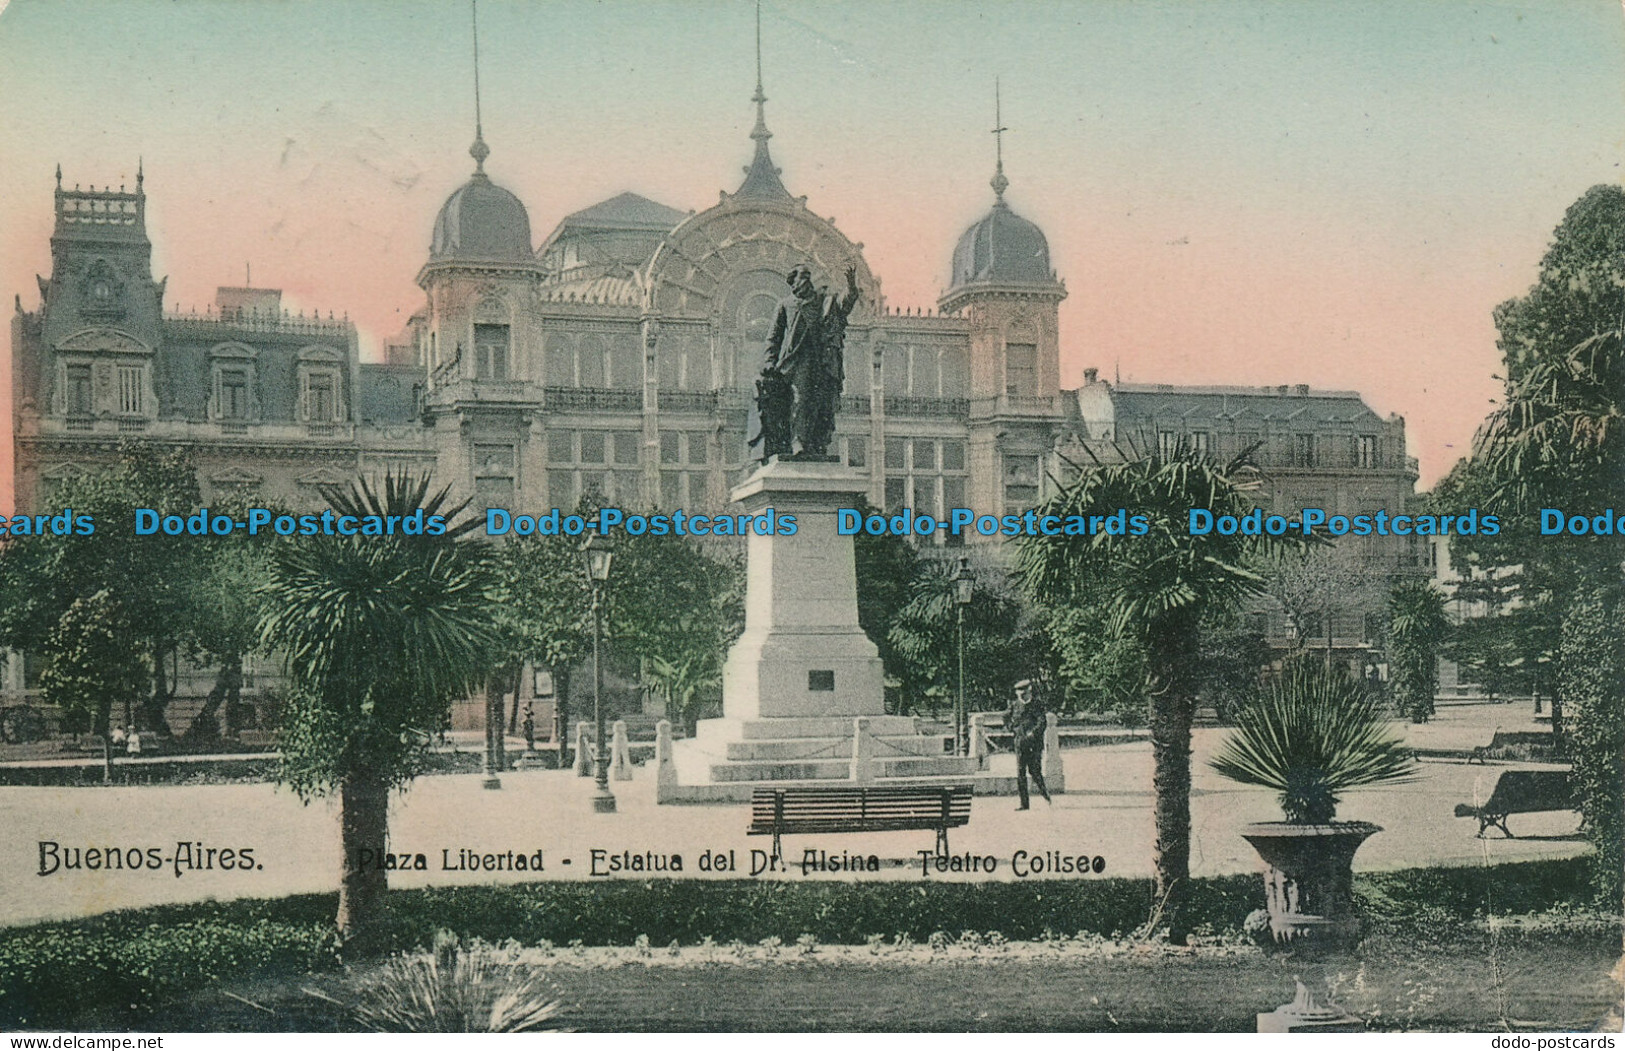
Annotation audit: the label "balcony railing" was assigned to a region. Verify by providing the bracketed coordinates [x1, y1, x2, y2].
[881, 395, 966, 419]
[841, 395, 872, 416]
[544, 387, 643, 412]
[38, 416, 354, 443]
[970, 395, 1057, 417]
[659, 390, 716, 413]
[163, 309, 353, 338]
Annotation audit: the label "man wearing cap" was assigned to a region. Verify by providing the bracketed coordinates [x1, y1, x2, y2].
[1007, 679, 1051, 810]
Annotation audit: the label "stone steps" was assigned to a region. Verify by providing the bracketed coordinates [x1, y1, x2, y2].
[695, 715, 923, 743]
[722, 734, 948, 761]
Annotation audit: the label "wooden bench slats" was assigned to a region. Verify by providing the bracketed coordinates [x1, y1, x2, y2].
[747, 784, 974, 860]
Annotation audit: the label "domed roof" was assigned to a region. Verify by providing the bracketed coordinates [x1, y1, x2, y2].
[950, 199, 1053, 287]
[430, 171, 534, 264]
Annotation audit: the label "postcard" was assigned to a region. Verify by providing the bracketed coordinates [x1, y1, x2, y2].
[0, 0, 1621, 1036]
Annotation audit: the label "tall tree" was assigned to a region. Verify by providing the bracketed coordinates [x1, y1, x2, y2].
[37, 590, 149, 741]
[1471, 183, 1625, 901]
[0, 442, 202, 734]
[182, 491, 279, 741]
[1387, 579, 1448, 723]
[489, 533, 593, 760]
[1016, 446, 1300, 943]
[886, 556, 1049, 717]
[1264, 546, 1382, 665]
[610, 531, 745, 731]
[259, 473, 496, 952]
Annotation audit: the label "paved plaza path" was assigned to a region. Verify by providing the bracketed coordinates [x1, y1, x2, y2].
[0, 701, 1584, 927]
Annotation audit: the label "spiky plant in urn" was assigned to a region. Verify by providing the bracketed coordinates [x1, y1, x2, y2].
[1212, 661, 1415, 949]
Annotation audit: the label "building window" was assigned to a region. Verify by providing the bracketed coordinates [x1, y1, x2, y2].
[1005, 343, 1037, 398]
[549, 472, 574, 510]
[547, 430, 644, 508]
[846, 436, 867, 468]
[578, 336, 606, 387]
[474, 324, 510, 381]
[879, 438, 968, 526]
[661, 337, 707, 391]
[1190, 431, 1210, 458]
[940, 347, 968, 397]
[884, 345, 910, 396]
[117, 365, 144, 415]
[1293, 433, 1316, 468]
[911, 347, 940, 397]
[218, 368, 251, 420]
[659, 431, 707, 468]
[1004, 454, 1040, 510]
[1157, 430, 1179, 460]
[474, 476, 515, 504]
[302, 371, 339, 423]
[65, 365, 92, 415]
[1356, 435, 1377, 469]
[884, 476, 906, 511]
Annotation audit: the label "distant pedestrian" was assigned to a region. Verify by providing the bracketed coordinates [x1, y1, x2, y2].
[125, 726, 141, 757]
[111, 725, 127, 748]
[522, 704, 536, 753]
[1006, 680, 1050, 810]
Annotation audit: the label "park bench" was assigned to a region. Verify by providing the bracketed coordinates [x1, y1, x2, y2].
[1453, 769, 1574, 838]
[748, 784, 973, 862]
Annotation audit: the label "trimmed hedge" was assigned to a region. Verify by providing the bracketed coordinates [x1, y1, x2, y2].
[0, 919, 339, 1029]
[0, 856, 1605, 1029]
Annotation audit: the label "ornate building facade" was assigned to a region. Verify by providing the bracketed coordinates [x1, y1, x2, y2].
[10, 73, 1421, 715]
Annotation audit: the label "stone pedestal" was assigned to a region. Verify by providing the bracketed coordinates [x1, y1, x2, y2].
[667, 458, 969, 801]
[721, 458, 884, 720]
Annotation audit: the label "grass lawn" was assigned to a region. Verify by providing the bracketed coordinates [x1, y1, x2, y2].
[143, 930, 1622, 1033]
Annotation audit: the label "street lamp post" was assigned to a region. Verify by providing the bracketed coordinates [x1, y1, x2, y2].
[583, 532, 617, 814]
[952, 556, 975, 757]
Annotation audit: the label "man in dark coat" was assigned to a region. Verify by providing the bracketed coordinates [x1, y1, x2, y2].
[1007, 679, 1051, 810]
[757, 263, 859, 458]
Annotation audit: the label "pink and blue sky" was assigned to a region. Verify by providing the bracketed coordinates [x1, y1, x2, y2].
[2, 0, 1623, 504]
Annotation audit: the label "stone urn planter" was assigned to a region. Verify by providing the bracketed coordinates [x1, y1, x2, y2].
[1241, 820, 1381, 949]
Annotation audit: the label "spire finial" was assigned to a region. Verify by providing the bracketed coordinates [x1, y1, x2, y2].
[750, 0, 770, 146]
[736, 0, 789, 199]
[55, 164, 61, 190]
[990, 77, 1009, 201]
[136, 157, 144, 190]
[468, 0, 490, 174]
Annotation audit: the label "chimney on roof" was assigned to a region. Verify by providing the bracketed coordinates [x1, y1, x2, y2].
[1294, 384, 1310, 396]
[1083, 367, 1098, 385]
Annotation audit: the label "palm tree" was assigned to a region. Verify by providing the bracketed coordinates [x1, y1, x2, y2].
[1211, 661, 1414, 824]
[260, 472, 496, 952]
[1016, 442, 1300, 943]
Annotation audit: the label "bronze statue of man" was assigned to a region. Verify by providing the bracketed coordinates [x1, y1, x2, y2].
[754, 263, 859, 459]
